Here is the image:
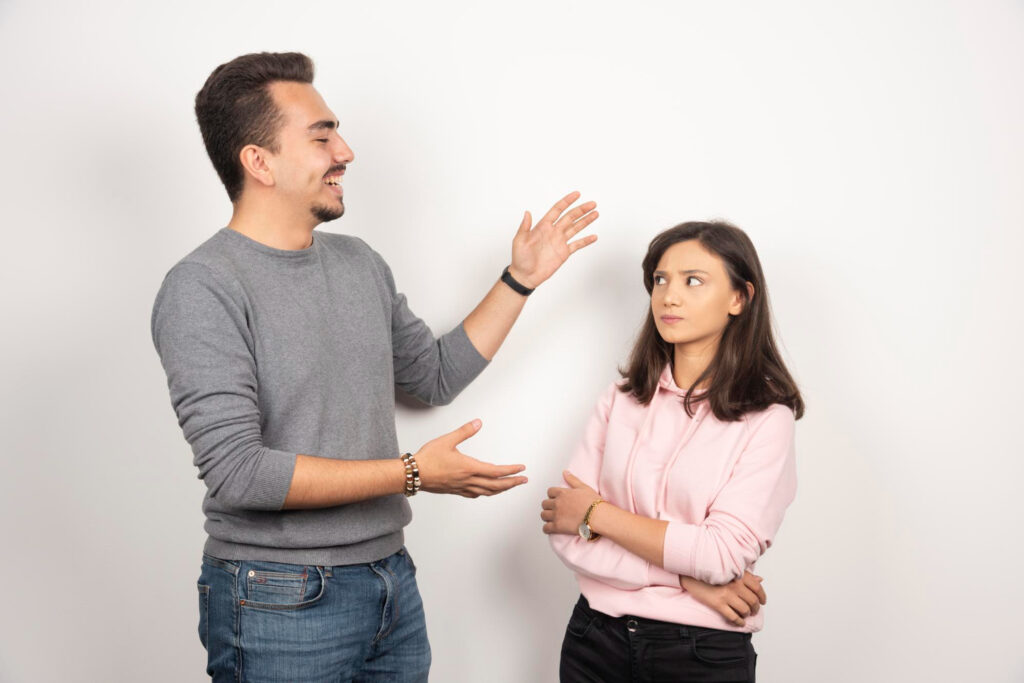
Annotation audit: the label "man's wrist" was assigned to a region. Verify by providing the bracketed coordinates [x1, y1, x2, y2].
[504, 265, 538, 293]
[401, 452, 421, 496]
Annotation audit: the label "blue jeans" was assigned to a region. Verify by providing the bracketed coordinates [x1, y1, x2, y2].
[198, 548, 430, 682]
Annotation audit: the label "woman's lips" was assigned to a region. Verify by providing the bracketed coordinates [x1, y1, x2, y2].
[660, 316, 683, 324]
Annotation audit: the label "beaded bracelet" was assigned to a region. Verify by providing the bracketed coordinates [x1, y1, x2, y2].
[401, 452, 421, 497]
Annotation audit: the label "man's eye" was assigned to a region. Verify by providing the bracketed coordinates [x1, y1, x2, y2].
[315, 138, 328, 143]
[686, 276, 703, 286]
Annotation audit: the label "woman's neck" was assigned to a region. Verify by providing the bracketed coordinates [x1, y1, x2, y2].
[672, 337, 721, 390]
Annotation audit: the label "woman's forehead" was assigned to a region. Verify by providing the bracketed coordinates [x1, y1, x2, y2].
[656, 240, 724, 272]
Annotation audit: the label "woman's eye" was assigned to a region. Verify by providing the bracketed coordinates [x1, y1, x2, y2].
[315, 138, 328, 143]
[686, 276, 703, 286]
[653, 275, 667, 285]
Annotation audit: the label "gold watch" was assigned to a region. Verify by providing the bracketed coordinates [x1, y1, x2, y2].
[578, 499, 605, 542]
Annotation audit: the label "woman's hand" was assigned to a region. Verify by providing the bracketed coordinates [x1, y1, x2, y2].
[541, 470, 601, 535]
[679, 571, 767, 627]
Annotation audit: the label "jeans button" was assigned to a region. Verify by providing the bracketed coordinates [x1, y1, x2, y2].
[247, 570, 255, 577]
[626, 619, 638, 633]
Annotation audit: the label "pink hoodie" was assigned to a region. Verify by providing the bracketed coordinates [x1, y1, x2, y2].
[549, 367, 797, 633]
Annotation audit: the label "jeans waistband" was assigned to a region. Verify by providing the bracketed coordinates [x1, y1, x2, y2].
[576, 595, 750, 640]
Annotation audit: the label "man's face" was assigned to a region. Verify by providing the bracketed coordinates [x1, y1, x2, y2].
[263, 81, 354, 223]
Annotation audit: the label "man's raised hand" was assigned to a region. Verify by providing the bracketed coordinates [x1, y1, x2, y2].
[508, 191, 599, 290]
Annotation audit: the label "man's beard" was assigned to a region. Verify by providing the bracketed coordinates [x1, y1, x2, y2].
[311, 200, 345, 223]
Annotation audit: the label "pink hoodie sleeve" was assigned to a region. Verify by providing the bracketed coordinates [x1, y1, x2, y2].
[549, 384, 681, 590]
[662, 404, 797, 585]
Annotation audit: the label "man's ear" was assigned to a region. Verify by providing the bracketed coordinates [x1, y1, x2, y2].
[238, 144, 275, 189]
[729, 281, 755, 316]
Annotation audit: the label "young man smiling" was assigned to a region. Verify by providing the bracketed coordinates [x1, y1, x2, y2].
[151, 52, 597, 682]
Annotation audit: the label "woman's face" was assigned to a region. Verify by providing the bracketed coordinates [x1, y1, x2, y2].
[650, 239, 748, 350]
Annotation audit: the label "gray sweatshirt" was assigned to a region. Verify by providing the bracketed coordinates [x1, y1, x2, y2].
[151, 228, 488, 565]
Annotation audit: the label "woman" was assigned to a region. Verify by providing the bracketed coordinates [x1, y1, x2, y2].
[543, 221, 803, 682]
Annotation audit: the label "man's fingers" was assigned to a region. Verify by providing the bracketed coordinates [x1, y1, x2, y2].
[554, 201, 597, 230]
[540, 509, 554, 522]
[517, 211, 532, 235]
[445, 419, 482, 446]
[473, 460, 526, 479]
[567, 235, 598, 255]
[547, 487, 565, 498]
[542, 522, 556, 535]
[563, 209, 599, 237]
[541, 499, 555, 510]
[542, 191, 581, 224]
[469, 475, 527, 494]
[562, 470, 583, 487]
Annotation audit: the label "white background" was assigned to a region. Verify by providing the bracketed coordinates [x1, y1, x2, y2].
[1, 1, 1022, 681]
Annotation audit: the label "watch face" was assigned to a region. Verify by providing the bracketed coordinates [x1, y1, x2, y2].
[578, 523, 591, 540]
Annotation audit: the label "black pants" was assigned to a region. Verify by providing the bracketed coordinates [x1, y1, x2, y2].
[559, 595, 756, 683]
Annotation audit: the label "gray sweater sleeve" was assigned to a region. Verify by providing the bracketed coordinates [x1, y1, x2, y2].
[372, 251, 489, 406]
[151, 262, 297, 511]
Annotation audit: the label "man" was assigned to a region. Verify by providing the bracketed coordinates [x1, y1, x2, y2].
[151, 52, 597, 682]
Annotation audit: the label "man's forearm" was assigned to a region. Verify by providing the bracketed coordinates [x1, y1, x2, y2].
[282, 454, 407, 509]
[462, 277, 528, 361]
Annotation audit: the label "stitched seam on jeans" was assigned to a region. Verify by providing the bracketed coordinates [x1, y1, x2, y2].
[240, 568, 326, 612]
[198, 584, 210, 650]
[379, 564, 400, 641]
[204, 554, 240, 576]
[690, 636, 748, 666]
[233, 567, 242, 683]
[369, 563, 392, 643]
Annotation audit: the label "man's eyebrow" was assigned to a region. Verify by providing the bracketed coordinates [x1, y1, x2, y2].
[307, 120, 339, 132]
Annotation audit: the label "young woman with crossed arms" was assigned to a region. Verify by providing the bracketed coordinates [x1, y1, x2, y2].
[543, 221, 803, 682]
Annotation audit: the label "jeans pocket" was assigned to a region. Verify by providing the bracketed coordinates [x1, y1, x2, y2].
[566, 603, 596, 639]
[402, 547, 417, 576]
[241, 565, 326, 612]
[691, 631, 750, 665]
[197, 584, 210, 649]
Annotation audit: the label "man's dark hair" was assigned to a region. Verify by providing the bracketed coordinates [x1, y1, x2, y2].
[195, 52, 315, 202]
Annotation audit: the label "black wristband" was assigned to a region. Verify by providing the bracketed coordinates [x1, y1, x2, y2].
[501, 266, 535, 296]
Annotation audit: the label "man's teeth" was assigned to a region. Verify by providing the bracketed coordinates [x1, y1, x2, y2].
[324, 177, 342, 186]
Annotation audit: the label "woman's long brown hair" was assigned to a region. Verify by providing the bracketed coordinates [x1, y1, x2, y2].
[619, 221, 804, 421]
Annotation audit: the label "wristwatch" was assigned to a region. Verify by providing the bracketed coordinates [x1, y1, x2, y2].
[578, 499, 605, 542]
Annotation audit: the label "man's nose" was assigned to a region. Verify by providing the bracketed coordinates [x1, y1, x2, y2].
[333, 136, 354, 164]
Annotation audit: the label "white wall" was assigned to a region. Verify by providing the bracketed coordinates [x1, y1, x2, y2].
[2, 1, 1022, 681]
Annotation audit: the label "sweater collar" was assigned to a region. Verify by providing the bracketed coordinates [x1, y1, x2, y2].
[657, 365, 706, 397]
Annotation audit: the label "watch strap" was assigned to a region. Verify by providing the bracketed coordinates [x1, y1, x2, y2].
[582, 499, 605, 541]
[500, 266, 535, 296]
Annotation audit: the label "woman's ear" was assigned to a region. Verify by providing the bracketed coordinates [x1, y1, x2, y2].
[238, 144, 276, 189]
[729, 281, 755, 316]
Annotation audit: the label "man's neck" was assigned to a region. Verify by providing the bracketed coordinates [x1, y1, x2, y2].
[227, 197, 317, 251]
